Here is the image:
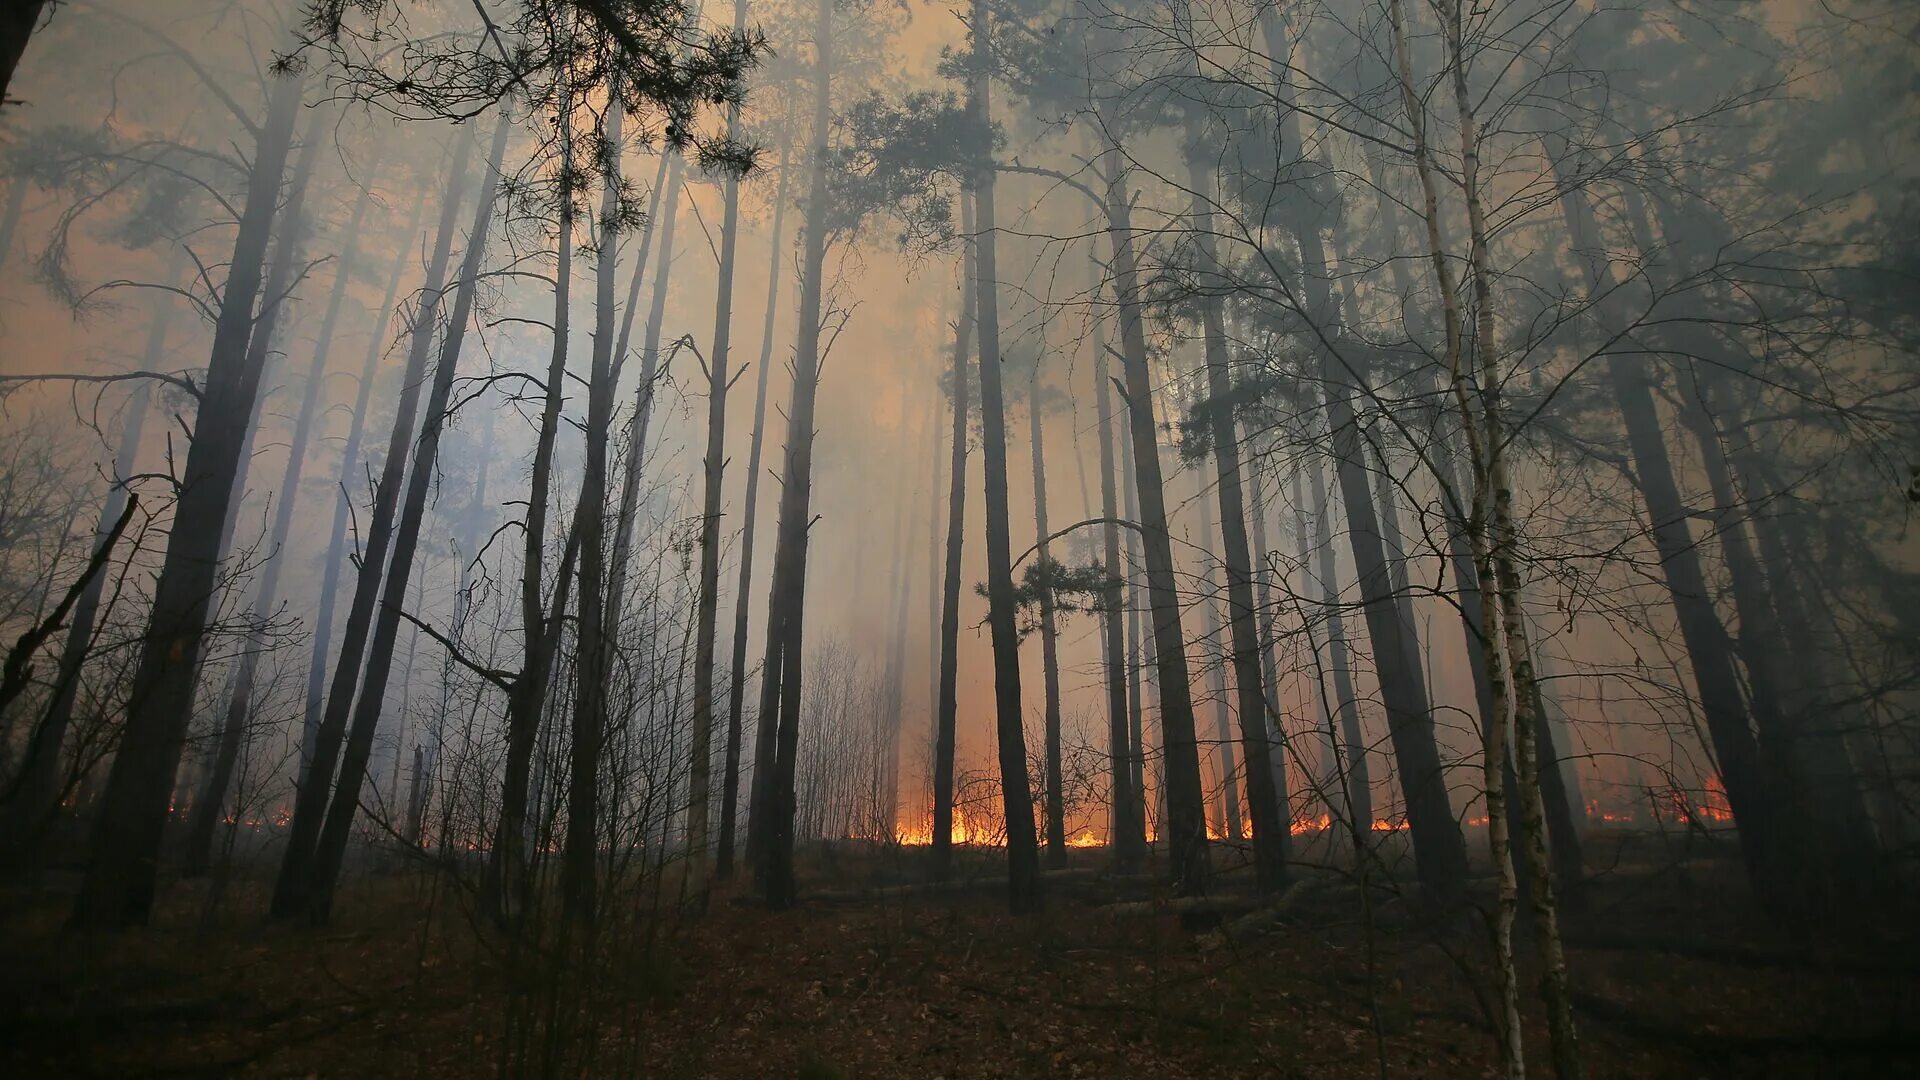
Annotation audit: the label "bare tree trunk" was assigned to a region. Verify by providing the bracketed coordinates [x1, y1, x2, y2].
[718, 126, 793, 880]
[688, 22, 747, 870]
[304, 116, 510, 924]
[303, 196, 424, 781]
[1548, 157, 1788, 908]
[758, 0, 834, 909]
[8, 282, 168, 842]
[966, 0, 1041, 912]
[1091, 274, 1144, 868]
[1261, 0, 1466, 898]
[1100, 140, 1209, 897]
[1300, 456, 1371, 842]
[72, 72, 304, 930]
[1186, 157, 1288, 888]
[486, 120, 586, 925]
[563, 92, 627, 929]
[1027, 381, 1067, 865]
[929, 196, 976, 881]
[0, 0, 47, 107]
[1117, 357, 1147, 823]
[1245, 454, 1290, 813]
[1193, 496, 1240, 843]
[276, 131, 472, 920]
[186, 134, 349, 875]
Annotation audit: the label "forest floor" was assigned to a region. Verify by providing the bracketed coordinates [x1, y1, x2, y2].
[2, 831, 1917, 1078]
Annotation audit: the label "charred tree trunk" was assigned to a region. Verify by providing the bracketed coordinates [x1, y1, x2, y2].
[1101, 140, 1210, 896]
[1300, 456, 1372, 844]
[717, 127, 793, 880]
[303, 196, 425, 781]
[929, 197, 976, 881]
[1091, 276, 1144, 868]
[0, 0, 47, 106]
[184, 133, 339, 875]
[304, 117, 510, 924]
[8, 288, 167, 843]
[1187, 155, 1288, 889]
[275, 132, 472, 920]
[72, 72, 304, 929]
[757, 0, 834, 909]
[563, 94, 627, 929]
[967, 0, 1041, 912]
[1027, 382, 1067, 865]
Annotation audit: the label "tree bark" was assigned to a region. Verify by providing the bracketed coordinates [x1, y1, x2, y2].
[0, 0, 48, 107]
[1027, 380, 1067, 865]
[1187, 154, 1288, 889]
[967, 0, 1041, 912]
[563, 92, 626, 929]
[1100, 140, 1209, 896]
[8, 286, 167, 843]
[1548, 156, 1789, 907]
[185, 132, 345, 875]
[688, 30, 745, 870]
[276, 131, 472, 920]
[718, 126, 793, 879]
[72, 71, 304, 929]
[303, 195, 424, 782]
[1090, 273, 1144, 868]
[304, 116, 510, 924]
[757, 0, 834, 908]
[929, 196, 976, 880]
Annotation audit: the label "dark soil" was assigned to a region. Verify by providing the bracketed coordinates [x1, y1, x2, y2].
[2, 832, 1916, 1078]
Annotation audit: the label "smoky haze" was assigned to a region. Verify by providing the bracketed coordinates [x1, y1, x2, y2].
[0, 0, 1916, 1071]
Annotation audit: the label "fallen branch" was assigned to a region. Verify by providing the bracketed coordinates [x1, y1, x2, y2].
[1197, 875, 1323, 951]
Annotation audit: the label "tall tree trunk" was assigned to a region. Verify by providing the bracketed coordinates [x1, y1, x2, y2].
[1548, 158, 1789, 907]
[8, 283, 167, 843]
[1187, 157, 1288, 888]
[688, 12, 746, 868]
[304, 117, 510, 924]
[563, 93, 627, 929]
[757, 0, 834, 909]
[1244, 449, 1293, 814]
[1117, 350, 1147, 824]
[71, 72, 304, 930]
[1193, 496, 1240, 842]
[275, 132, 473, 919]
[1300, 457, 1372, 842]
[929, 196, 976, 880]
[967, 0, 1041, 913]
[486, 122, 598, 926]
[187, 137, 368, 875]
[1263, 0, 1465, 897]
[1100, 141, 1209, 896]
[0, 0, 47, 106]
[718, 126, 793, 879]
[605, 156, 683, 642]
[1366, 141, 1585, 887]
[304, 195, 424, 780]
[1027, 383, 1067, 865]
[1091, 275, 1144, 867]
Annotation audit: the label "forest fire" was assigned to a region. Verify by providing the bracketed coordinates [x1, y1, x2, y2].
[0, 0, 1910, 1077]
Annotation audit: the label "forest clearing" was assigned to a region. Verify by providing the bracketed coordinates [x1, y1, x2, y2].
[1, 0, 1917, 1075]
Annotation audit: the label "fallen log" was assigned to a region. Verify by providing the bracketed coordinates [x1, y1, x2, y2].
[1197, 876, 1323, 951]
